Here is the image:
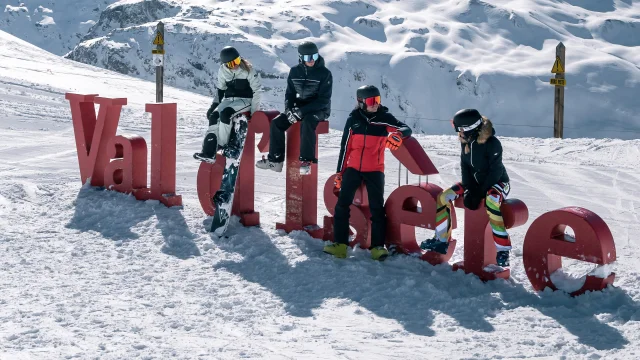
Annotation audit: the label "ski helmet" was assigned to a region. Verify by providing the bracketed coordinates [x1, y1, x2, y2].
[356, 85, 381, 110]
[298, 41, 319, 63]
[452, 108, 483, 135]
[220, 46, 240, 64]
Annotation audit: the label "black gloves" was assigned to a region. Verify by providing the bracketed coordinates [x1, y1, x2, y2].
[207, 102, 220, 124]
[286, 107, 302, 124]
[463, 188, 485, 210]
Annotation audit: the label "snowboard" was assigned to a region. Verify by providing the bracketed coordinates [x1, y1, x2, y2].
[210, 113, 250, 236]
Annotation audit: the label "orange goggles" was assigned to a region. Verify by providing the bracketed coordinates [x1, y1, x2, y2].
[226, 57, 241, 68]
[363, 96, 381, 107]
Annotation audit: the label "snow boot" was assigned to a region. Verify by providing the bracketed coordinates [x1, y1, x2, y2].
[420, 237, 449, 254]
[496, 250, 510, 267]
[194, 132, 218, 163]
[323, 243, 347, 258]
[371, 246, 389, 261]
[256, 156, 283, 172]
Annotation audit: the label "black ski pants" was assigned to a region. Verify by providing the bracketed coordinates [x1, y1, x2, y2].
[333, 168, 386, 248]
[268, 111, 326, 163]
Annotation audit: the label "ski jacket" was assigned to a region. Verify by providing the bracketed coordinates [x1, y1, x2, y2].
[337, 107, 411, 173]
[284, 56, 332, 117]
[215, 62, 262, 114]
[460, 118, 510, 193]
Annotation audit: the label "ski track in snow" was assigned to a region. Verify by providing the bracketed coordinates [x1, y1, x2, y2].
[1, 25, 640, 360]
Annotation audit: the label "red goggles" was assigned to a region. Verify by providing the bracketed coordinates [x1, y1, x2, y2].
[363, 96, 381, 107]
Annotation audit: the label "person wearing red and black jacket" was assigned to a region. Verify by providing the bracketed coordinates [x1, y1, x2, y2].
[323, 85, 411, 261]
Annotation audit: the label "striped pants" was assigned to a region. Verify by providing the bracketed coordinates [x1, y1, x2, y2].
[434, 182, 512, 251]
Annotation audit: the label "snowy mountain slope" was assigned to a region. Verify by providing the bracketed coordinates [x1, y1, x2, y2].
[0, 0, 120, 55]
[2, 29, 640, 359]
[4, 0, 640, 139]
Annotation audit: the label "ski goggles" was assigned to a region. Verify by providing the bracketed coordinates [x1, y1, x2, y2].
[225, 57, 241, 68]
[300, 53, 319, 62]
[453, 118, 482, 133]
[362, 95, 381, 107]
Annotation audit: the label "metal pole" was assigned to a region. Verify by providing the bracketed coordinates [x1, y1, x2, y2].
[153, 21, 165, 103]
[405, 167, 408, 185]
[398, 161, 401, 188]
[552, 42, 565, 138]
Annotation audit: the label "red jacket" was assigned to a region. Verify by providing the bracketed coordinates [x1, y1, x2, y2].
[337, 107, 412, 173]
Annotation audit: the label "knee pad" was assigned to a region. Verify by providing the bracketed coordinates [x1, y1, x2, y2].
[208, 111, 220, 126]
[220, 107, 236, 124]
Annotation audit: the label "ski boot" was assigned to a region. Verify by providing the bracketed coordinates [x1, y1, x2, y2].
[496, 250, 510, 267]
[256, 156, 284, 172]
[323, 243, 347, 258]
[370, 246, 389, 261]
[420, 237, 449, 254]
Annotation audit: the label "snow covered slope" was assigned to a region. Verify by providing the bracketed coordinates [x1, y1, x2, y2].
[3, 0, 640, 139]
[2, 29, 640, 359]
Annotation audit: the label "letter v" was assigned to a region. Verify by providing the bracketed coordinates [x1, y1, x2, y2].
[65, 94, 127, 187]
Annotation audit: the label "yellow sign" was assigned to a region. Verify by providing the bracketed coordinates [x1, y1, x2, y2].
[550, 78, 566, 86]
[551, 56, 564, 73]
[153, 31, 164, 45]
[152, 49, 165, 54]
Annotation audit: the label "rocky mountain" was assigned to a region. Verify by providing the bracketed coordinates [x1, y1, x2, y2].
[2, 0, 639, 138]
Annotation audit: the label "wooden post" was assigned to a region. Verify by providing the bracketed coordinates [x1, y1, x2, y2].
[152, 21, 165, 103]
[552, 42, 565, 138]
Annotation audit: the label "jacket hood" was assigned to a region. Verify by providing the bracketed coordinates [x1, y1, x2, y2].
[477, 117, 495, 144]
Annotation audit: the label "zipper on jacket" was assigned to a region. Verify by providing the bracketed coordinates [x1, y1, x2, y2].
[470, 140, 479, 183]
[359, 123, 368, 171]
[302, 66, 308, 100]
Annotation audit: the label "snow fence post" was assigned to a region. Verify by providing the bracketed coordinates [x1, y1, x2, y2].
[153, 21, 165, 103]
[551, 42, 565, 138]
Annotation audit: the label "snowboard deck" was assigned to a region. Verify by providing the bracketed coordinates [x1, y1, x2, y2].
[210, 113, 250, 236]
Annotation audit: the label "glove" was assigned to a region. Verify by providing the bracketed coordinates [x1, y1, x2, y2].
[207, 102, 219, 122]
[334, 173, 342, 189]
[286, 108, 302, 124]
[385, 131, 403, 150]
[463, 189, 484, 210]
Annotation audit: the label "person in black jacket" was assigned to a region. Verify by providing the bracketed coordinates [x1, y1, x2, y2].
[256, 41, 333, 175]
[323, 85, 412, 261]
[420, 108, 512, 266]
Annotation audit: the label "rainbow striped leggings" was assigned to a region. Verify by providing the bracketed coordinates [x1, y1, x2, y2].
[434, 182, 512, 251]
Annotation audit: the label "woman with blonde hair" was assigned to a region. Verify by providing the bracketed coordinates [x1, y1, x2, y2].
[420, 109, 512, 267]
[194, 46, 262, 162]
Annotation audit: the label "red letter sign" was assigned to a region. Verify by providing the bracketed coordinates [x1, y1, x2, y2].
[133, 103, 182, 207]
[523, 207, 616, 296]
[104, 135, 147, 193]
[322, 174, 371, 248]
[452, 198, 529, 281]
[66, 94, 126, 187]
[197, 111, 276, 225]
[275, 121, 330, 238]
[384, 183, 458, 265]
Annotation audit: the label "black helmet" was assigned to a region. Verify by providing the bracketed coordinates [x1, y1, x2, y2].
[356, 85, 380, 100]
[298, 41, 319, 55]
[356, 85, 381, 110]
[452, 108, 483, 133]
[220, 46, 240, 63]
